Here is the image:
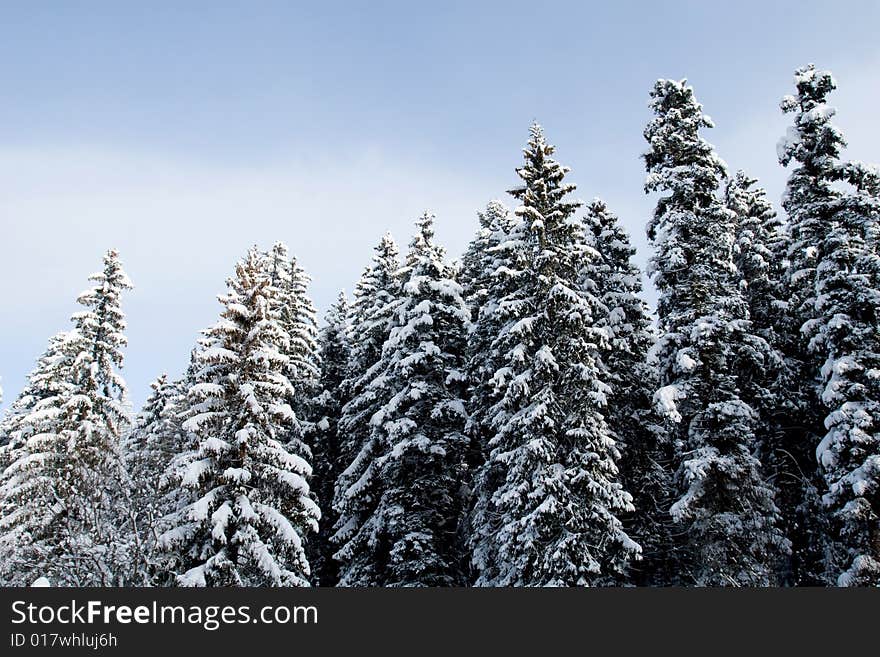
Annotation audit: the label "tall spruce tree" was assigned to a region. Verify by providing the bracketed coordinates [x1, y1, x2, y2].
[123, 373, 188, 584]
[775, 66, 853, 585]
[725, 170, 807, 584]
[779, 64, 880, 585]
[0, 249, 134, 586]
[460, 200, 513, 315]
[469, 124, 638, 586]
[0, 332, 77, 585]
[345, 213, 471, 586]
[332, 234, 403, 585]
[0, 333, 76, 468]
[308, 291, 352, 586]
[460, 200, 514, 494]
[158, 247, 319, 586]
[264, 243, 320, 452]
[584, 198, 671, 585]
[644, 80, 788, 585]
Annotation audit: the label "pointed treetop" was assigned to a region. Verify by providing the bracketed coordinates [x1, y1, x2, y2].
[646, 79, 712, 124]
[149, 372, 169, 394]
[406, 212, 445, 269]
[270, 241, 289, 259]
[508, 123, 580, 228]
[325, 290, 350, 327]
[782, 64, 837, 113]
[478, 199, 509, 229]
[777, 64, 846, 169]
[643, 79, 726, 199]
[69, 248, 133, 398]
[370, 232, 400, 264]
[97, 248, 133, 289]
[414, 211, 435, 244]
[78, 248, 133, 307]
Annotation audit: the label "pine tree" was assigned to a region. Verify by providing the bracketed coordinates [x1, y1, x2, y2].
[158, 247, 319, 586]
[470, 124, 639, 586]
[123, 373, 188, 584]
[460, 200, 513, 315]
[0, 249, 135, 586]
[459, 200, 515, 531]
[286, 254, 321, 398]
[332, 234, 402, 585]
[0, 333, 75, 470]
[775, 66, 854, 585]
[583, 198, 671, 585]
[780, 64, 880, 585]
[343, 213, 471, 586]
[644, 80, 788, 585]
[264, 243, 320, 452]
[308, 291, 352, 586]
[725, 170, 808, 584]
[0, 332, 78, 583]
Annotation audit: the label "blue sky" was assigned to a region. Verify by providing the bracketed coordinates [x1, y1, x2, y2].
[1, 0, 879, 409]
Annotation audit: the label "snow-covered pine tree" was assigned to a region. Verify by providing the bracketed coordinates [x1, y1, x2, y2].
[470, 124, 639, 587]
[264, 242, 320, 453]
[123, 373, 188, 585]
[0, 333, 75, 469]
[459, 200, 513, 315]
[644, 80, 789, 586]
[0, 332, 78, 585]
[725, 172, 789, 350]
[462, 202, 528, 584]
[332, 234, 403, 586]
[158, 247, 319, 586]
[308, 291, 352, 586]
[583, 198, 671, 586]
[725, 169, 807, 584]
[0, 249, 135, 586]
[775, 66, 852, 585]
[344, 213, 471, 586]
[779, 64, 880, 586]
[458, 200, 515, 525]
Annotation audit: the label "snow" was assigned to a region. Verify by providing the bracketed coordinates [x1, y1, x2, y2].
[675, 350, 698, 373]
[654, 385, 683, 423]
[776, 126, 801, 161]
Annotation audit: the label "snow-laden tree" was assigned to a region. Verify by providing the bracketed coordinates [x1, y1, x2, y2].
[583, 198, 671, 585]
[725, 169, 809, 584]
[0, 333, 75, 472]
[725, 171, 789, 349]
[332, 234, 403, 585]
[123, 373, 188, 584]
[775, 67, 851, 584]
[335, 235, 402, 465]
[460, 200, 513, 462]
[0, 249, 135, 586]
[779, 64, 880, 586]
[308, 291, 352, 586]
[470, 124, 639, 587]
[158, 247, 319, 586]
[460, 200, 513, 315]
[264, 242, 320, 450]
[341, 213, 471, 586]
[0, 333, 78, 576]
[644, 80, 788, 586]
